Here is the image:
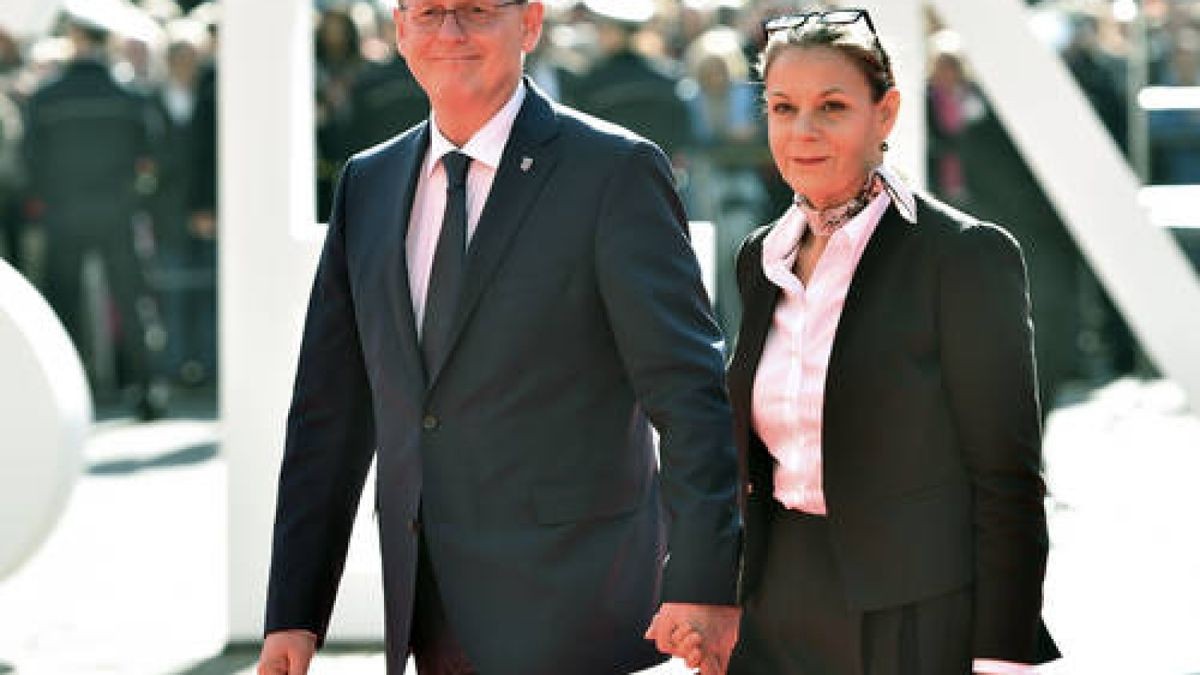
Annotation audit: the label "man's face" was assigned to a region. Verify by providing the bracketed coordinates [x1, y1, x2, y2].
[393, 1, 543, 112]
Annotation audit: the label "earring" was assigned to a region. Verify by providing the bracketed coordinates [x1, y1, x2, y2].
[880, 140, 890, 152]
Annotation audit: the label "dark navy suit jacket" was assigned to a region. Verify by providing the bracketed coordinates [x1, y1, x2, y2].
[265, 81, 740, 674]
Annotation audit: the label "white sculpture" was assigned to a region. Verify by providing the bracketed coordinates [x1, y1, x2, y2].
[0, 259, 90, 581]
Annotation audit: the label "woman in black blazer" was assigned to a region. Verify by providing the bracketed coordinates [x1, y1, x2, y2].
[658, 9, 1061, 675]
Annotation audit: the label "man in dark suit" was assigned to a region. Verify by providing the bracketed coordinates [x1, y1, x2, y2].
[258, 2, 740, 674]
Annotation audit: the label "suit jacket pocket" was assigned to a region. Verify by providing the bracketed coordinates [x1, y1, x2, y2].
[532, 479, 646, 525]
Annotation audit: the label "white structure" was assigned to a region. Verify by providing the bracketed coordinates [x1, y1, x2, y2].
[223, 0, 1200, 644]
[0, 260, 90, 581]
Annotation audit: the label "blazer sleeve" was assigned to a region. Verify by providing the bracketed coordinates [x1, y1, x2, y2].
[264, 159, 377, 644]
[938, 222, 1052, 662]
[594, 140, 741, 606]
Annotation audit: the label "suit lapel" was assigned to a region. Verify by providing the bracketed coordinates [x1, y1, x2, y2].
[727, 230, 779, 451]
[425, 80, 563, 389]
[823, 201, 910, 414]
[386, 123, 431, 391]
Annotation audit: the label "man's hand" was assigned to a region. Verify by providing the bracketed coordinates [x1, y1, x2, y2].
[257, 629, 318, 675]
[645, 602, 740, 675]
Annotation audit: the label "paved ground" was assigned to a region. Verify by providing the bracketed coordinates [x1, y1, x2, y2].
[1, 378, 1198, 674]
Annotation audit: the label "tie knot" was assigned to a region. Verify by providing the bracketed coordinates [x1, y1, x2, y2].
[442, 151, 471, 190]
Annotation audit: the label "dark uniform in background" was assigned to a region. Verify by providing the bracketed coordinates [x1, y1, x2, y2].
[575, 5, 692, 162]
[347, 57, 429, 159]
[23, 21, 164, 415]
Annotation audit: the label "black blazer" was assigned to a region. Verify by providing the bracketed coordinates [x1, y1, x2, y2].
[265, 81, 740, 674]
[727, 193, 1060, 664]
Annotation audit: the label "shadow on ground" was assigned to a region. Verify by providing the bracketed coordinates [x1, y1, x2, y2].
[88, 443, 218, 475]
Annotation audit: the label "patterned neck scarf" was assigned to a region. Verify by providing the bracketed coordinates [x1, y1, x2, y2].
[795, 171, 886, 237]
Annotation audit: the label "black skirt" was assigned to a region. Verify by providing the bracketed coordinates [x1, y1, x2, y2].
[729, 503, 973, 675]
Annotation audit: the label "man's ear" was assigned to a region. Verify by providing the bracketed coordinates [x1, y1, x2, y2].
[521, 2, 545, 54]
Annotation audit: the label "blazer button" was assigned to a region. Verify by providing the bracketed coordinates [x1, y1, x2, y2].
[421, 415, 439, 431]
[745, 482, 755, 496]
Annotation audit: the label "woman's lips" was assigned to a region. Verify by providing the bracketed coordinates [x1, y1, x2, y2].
[792, 157, 828, 167]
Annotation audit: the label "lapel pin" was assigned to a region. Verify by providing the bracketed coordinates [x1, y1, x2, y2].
[520, 157, 534, 172]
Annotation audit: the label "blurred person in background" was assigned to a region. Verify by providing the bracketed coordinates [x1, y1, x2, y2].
[346, 4, 430, 159]
[925, 44, 985, 208]
[315, 8, 365, 218]
[679, 25, 768, 333]
[149, 24, 207, 385]
[182, 1, 219, 387]
[574, 0, 692, 164]
[1149, 27, 1200, 184]
[1062, 11, 1128, 152]
[0, 83, 23, 268]
[23, 9, 167, 418]
[525, 15, 587, 104]
[954, 56, 1091, 410]
[660, 8, 1059, 673]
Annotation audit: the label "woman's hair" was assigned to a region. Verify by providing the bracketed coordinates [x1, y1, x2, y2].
[756, 19, 895, 102]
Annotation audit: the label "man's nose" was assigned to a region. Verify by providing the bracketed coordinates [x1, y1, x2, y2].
[435, 9, 469, 40]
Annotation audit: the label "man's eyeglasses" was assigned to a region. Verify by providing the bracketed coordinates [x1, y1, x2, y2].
[399, 1, 527, 32]
[763, 8, 878, 40]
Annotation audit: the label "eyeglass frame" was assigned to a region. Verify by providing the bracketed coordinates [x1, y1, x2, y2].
[762, 8, 878, 41]
[397, 0, 528, 31]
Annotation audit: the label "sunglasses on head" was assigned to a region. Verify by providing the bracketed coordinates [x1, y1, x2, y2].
[763, 8, 878, 40]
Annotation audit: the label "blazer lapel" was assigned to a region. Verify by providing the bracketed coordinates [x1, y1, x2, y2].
[425, 80, 563, 389]
[823, 201, 911, 416]
[727, 231, 780, 451]
[385, 123, 430, 391]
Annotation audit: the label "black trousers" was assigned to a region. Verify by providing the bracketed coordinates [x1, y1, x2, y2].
[42, 221, 157, 390]
[730, 504, 973, 675]
[410, 534, 478, 675]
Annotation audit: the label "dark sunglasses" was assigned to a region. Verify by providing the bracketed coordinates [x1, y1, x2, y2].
[763, 8, 878, 40]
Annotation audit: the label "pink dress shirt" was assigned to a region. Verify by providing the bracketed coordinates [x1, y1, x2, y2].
[750, 172, 898, 515]
[407, 81, 527, 331]
[750, 168, 1033, 674]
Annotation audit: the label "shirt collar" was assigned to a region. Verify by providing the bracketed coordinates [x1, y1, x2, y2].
[425, 80, 527, 177]
[876, 163, 917, 224]
[760, 164, 917, 289]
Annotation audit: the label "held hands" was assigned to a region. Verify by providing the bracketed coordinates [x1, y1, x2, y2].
[645, 602, 741, 675]
[257, 629, 318, 675]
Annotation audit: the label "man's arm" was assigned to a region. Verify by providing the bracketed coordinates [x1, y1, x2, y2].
[263, 159, 377, 645]
[592, 140, 742, 670]
[594, 139, 741, 606]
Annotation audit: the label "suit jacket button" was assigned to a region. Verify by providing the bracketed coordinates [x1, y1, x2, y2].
[408, 518, 421, 534]
[422, 415, 439, 431]
[746, 482, 755, 496]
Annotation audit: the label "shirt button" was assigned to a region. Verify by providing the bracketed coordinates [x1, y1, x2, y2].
[422, 415, 439, 431]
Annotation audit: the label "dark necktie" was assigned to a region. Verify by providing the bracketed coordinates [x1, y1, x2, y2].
[421, 151, 471, 375]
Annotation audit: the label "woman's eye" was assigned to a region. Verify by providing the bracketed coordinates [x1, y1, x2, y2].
[770, 102, 795, 115]
[820, 101, 847, 113]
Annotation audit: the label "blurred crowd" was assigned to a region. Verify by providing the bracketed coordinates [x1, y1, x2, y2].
[0, 0, 1196, 417]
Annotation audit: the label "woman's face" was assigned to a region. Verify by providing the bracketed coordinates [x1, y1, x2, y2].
[764, 46, 899, 208]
